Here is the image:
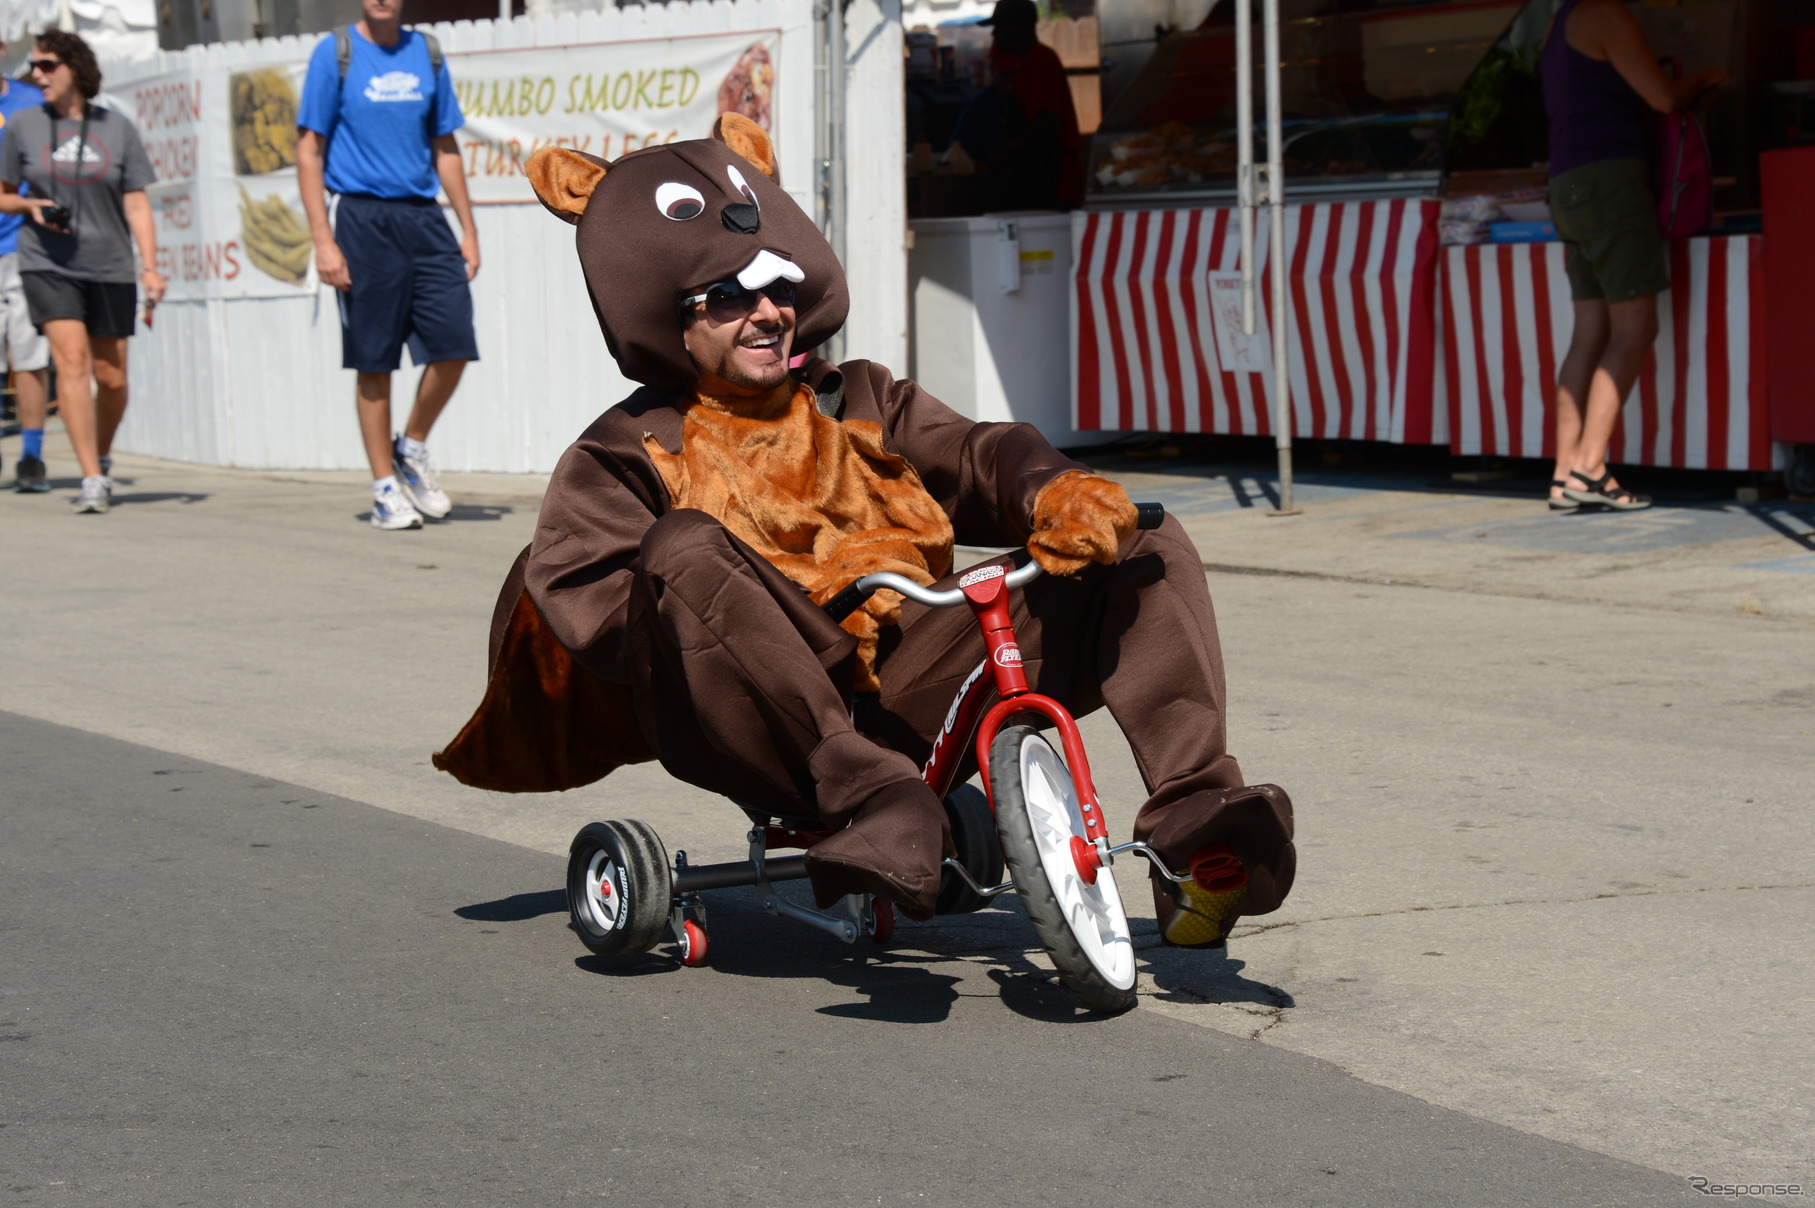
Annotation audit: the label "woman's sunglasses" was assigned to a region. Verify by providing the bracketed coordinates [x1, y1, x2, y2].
[679, 278, 797, 318]
[29, 59, 64, 74]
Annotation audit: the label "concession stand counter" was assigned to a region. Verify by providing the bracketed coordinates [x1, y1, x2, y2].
[909, 0, 1815, 486]
[1077, 0, 1802, 476]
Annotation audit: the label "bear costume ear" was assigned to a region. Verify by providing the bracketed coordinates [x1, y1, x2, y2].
[712, 112, 778, 183]
[527, 148, 609, 224]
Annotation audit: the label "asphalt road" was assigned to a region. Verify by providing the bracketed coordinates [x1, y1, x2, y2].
[2, 445, 1809, 1204]
[2, 710, 1725, 1207]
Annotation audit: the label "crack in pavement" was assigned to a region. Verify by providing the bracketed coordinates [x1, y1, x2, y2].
[1228, 880, 1815, 939]
[1149, 986, 1294, 1039]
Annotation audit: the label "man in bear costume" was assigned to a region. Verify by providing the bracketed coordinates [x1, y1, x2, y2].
[434, 115, 1294, 945]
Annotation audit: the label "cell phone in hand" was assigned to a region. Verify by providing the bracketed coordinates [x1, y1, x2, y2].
[39, 204, 69, 228]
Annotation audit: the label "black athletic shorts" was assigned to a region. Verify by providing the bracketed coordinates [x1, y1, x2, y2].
[22, 271, 138, 338]
[333, 193, 479, 374]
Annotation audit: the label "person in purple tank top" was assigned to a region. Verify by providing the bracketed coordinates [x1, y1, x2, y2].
[1540, 0, 1725, 512]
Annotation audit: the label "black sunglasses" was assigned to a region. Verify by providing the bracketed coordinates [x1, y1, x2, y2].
[29, 59, 63, 74]
[679, 278, 797, 317]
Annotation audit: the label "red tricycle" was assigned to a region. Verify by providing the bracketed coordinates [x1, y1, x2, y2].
[564, 502, 1193, 1013]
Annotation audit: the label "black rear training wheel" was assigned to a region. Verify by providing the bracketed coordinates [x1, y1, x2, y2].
[937, 783, 1005, 915]
[567, 820, 673, 958]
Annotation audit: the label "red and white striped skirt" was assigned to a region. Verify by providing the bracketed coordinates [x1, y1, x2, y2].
[1438, 236, 1772, 471]
[1072, 201, 1442, 443]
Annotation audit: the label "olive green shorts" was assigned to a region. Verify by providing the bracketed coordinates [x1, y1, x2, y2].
[1548, 157, 1670, 304]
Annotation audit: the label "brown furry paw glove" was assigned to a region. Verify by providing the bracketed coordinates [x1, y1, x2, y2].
[1027, 472, 1137, 576]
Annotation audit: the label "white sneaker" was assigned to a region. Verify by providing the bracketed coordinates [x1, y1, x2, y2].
[72, 475, 109, 514]
[370, 486, 423, 530]
[392, 441, 451, 519]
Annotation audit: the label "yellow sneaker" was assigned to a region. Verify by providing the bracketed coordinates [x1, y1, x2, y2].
[1161, 844, 1247, 947]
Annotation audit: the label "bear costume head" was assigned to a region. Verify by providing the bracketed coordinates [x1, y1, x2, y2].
[526, 115, 848, 391]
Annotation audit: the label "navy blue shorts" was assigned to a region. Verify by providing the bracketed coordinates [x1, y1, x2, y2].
[334, 194, 479, 374]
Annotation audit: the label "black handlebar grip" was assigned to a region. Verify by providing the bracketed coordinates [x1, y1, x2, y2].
[822, 581, 873, 623]
[1134, 502, 1165, 530]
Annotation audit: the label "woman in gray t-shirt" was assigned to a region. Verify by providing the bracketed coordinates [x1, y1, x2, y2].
[0, 29, 165, 515]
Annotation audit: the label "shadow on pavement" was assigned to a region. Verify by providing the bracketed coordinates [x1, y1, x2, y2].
[987, 966, 1133, 1023]
[457, 887, 566, 921]
[556, 889, 1083, 1024]
[545, 877, 1281, 1025]
[1143, 946, 1296, 1011]
[353, 503, 514, 525]
[698, 893, 970, 1024]
[440, 503, 515, 523]
[815, 951, 964, 1024]
[1755, 506, 1815, 552]
[574, 951, 678, 978]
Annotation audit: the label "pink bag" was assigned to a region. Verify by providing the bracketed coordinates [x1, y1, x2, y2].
[1651, 59, 1712, 238]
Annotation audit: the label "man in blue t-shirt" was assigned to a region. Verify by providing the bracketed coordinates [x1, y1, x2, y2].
[297, 0, 479, 531]
[0, 52, 51, 493]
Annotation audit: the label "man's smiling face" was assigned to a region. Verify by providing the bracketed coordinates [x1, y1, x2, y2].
[680, 284, 796, 396]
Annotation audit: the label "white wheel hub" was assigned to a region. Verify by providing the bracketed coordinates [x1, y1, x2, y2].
[583, 850, 626, 934]
[1018, 737, 1136, 990]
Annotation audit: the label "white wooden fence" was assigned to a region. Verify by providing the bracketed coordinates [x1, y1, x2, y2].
[99, 0, 906, 473]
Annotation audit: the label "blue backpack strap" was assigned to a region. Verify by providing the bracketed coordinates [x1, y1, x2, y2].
[412, 29, 443, 135]
[418, 30, 443, 79]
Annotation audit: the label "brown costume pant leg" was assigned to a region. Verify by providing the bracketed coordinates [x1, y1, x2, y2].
[872, 518, 1295, 920]
[625, 509, 929, 823]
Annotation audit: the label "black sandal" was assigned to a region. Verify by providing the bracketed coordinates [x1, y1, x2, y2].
[1562, 469, 1652, 511]
[1548, 478, 1578, 511]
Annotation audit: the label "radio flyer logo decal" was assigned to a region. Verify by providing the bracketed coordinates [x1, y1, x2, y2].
[994, 644, 1023, 669]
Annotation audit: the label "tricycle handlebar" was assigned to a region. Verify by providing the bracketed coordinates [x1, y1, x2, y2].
[821, 501, 1164, 623]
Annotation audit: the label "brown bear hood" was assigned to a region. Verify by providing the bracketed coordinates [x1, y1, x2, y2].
[528, 117, 849, 391]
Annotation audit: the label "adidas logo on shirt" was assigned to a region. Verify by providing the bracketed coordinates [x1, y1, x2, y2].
[364, 71, 424, 102]
[50, 134, 95, 163]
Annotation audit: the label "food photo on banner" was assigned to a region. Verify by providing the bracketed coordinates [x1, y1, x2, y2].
[112, 63, 317, 301]
[229, 64, 312, 288]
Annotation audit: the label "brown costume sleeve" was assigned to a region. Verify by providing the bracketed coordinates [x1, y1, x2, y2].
[835, 360, 1092, 547]
[434, 395, 682, 792]
[431, 546, 654, 791]
[524, 395, 678, 683]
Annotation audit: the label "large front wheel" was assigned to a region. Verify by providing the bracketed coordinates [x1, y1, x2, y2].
[990, 725, 1137, 1013]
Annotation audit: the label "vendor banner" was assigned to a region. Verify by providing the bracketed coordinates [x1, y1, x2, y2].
[114, 30, 779, 299]
[125, 62, 315, 302]
[450, 32, 779, 204]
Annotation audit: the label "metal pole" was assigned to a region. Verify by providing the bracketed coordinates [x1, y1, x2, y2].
[814, 0, 829, 228]
[1264, 0, 1296, 515]
[1236, 0, 1254, 334]
[825, 0, 847, 361]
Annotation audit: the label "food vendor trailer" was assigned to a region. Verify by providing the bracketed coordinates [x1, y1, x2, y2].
[910, 0, 1815, 490]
